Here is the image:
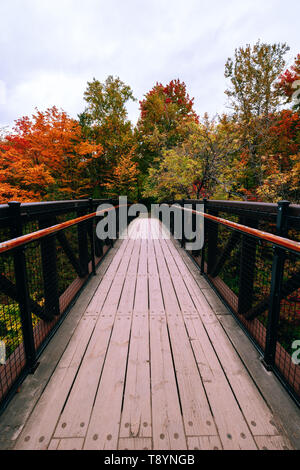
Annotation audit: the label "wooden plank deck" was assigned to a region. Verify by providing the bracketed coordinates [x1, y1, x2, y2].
[13, 217, 294, 451]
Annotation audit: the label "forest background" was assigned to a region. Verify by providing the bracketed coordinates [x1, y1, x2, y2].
[1, 41, 300, 205]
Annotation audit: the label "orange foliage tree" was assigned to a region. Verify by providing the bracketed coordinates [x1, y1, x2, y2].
[0, 107, 103, 203]
[104, 147, 140, 200]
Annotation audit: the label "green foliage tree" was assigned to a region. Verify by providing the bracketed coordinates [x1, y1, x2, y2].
[224, 40, 290, 197]
[143, 115, 239, 201]
[80, 76, 137, 196]
[136, 79, 199, 172]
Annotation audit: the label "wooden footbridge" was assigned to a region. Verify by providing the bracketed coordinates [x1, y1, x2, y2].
[0, 200, 299, 451]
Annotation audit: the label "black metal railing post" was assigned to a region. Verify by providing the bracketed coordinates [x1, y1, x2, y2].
[95, 202, 104, 258]
[109, 199, 115, 248]
[207, 204, 219, 276]
[89, 198, 96, 275]
[263, 201, 290, 369]
[200, 198, 207, 274]
[77, 207, 89, 277]
[238, 217, 258, 315]
[39, 216, 60, 319]
[8, 202, 38, 373]
[181, 200, 185, 248]
[170, 204, 175, 236]
[115, 203, 120, 239]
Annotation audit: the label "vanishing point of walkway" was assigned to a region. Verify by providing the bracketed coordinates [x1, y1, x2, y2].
[6, 217, 296, 450]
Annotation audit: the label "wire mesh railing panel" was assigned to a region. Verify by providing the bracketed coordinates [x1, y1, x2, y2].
[0, 199, 133, 412]
[0, 210, 100, 409]
[0, 251, 26, 403]
[179, 201, 300, 404]
[275, 253, 300, 398]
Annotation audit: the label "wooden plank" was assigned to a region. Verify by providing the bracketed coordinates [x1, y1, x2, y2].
[128, 218, 141, 240]
[54, 316, 114, 439]
[185, 316, 257, 450]
[169, 235, 283, 437]
[14, 369, 80, 450]
[56, 316, 97, 369]
[48, 439, 60, 450]
[14, 317, 97, 450]
[0, 259, 110, 451]
[164, 238, 215, 321]
[170, 238, 209, 288]
[138, 239, 148, 275]
[117, 240, 141, 315]
[150, 316, 186, 450]
[120, 315, 151, 438]
[148, 238, 159, 277]
[57, 438, 84, 450]
[160, 239, 197, 314]
[101, 240, 135, 315]
[118, 438, 152, 450]
[148, 276, 165, 314]
[134, 239, 148, 314]
[86, 237, 130, 314]
[255, 436, 293, 451]
[187, 436, 222, 451]
[166, 314, 217, 437]
[196, 318, 280, 437]
[84, 316, 132, 450]
[218, 314, 300, 450]
[148, 235, 165, 315]
[201, 288, 229, 315]
[153, 240, 181, 315]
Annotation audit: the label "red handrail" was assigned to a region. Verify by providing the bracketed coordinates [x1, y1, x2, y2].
[171, 205, 300, 254]
[0, 203, 299, 255]
[0, 205, 128, 255]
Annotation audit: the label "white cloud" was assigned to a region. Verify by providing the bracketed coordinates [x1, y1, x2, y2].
[0, 81, 6, 106]
[0, 0, 299, 127]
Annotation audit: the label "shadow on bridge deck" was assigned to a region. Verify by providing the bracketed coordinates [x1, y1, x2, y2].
[0, 216, 299, 450]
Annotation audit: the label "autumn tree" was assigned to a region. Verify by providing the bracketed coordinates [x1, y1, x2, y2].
[143, 115, 239, 201]
[104, 147, 140, 201]
[136, 79, 199, 172]
[80, 76, 137, 196]
[276, 54, 300, 111]
[224, 40, 290, 198]
[256, 110, 300, 202]
[0, 107, 103, 202]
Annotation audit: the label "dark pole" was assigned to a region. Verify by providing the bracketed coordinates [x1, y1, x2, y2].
[8, 202, 38, 373]
[263, 201, 290, 369]
[200, 198, 207, 274]
[89, 198, 96, 275]
[181, 199, 185, 248]
[39, 216, 60, 319]
[238, 217, 258, 315]
[77, 206, 89, 277]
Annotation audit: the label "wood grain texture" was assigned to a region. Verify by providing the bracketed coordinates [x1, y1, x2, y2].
[12, 217, 294, 451]
[119, 314, 152, 439]
[83, 316, 132, 450]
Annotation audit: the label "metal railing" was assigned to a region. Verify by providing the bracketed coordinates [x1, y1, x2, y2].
[0, 198, 134, 413]
[163, 199, 300, 406]
[1, 196, 299, 413]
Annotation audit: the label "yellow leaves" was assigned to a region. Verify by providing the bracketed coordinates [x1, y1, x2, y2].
[256, 152, 300, 201]
[104, 147, 139, 199]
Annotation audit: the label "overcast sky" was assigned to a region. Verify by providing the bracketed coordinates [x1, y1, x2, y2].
[0, 0, 299, 129]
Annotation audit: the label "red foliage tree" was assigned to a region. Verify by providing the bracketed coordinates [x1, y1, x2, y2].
[0, 107, 103, 203]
